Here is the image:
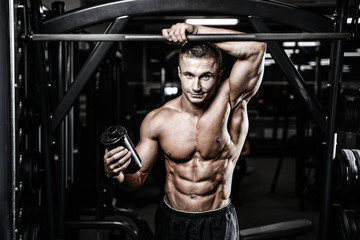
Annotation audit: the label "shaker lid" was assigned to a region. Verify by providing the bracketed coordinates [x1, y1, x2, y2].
[101, 125, 126, 145]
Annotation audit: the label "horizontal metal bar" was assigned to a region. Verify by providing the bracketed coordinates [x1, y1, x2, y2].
[65, 221, 139, 239]
[65, 221, 135, 229]
[26, 33, 353, 42]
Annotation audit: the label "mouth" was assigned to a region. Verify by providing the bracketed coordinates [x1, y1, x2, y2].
[190, 93, 204, 98]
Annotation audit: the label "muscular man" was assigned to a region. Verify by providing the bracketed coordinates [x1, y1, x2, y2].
[104, 23, 266, 239]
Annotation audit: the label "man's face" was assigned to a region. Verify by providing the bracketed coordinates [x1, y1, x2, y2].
[178, 56, 222, 106]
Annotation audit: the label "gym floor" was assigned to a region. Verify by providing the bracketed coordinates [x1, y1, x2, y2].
[80, 156, 320, 239]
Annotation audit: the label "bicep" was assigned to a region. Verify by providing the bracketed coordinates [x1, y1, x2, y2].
[135, 111, 161, 182]
[228, 47, 266, 106]
[136, 136, 159, 176]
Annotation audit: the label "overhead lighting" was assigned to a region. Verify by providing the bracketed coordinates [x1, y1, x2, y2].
[164, 86, 179, 96]
[283, 41, 320, 47]
[264, 59, 275, 66]
[185, 18, 239, 26]
[265, 53, 272, 59]
[283, 42, 296, 47]
[347, 18, 360, 24]
[300, 65, 314, 71]
[344, 52, 360, 57]
[321, 59, 330, 66]
[298, 41, 320, 47]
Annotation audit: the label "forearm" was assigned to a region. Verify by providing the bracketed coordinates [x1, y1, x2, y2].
[195, 25, 266, 104]
[115, 139, 158, 191]
[113, 171, 148, 192]
[194, 25, 266, 60]
[193, 24, 240, 35]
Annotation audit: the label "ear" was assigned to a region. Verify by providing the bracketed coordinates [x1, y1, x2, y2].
[177, 66, 181, 79]
[217, 69, 223, 83]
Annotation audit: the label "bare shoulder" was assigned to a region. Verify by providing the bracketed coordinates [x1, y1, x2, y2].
[145, 97, 180, 121]
[140, 97, 181, 138]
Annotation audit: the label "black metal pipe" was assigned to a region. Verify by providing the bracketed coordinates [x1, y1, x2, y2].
[29, 0, 57, 239]
[51, 16, 129, 132]
[319, 0, 350, 239]
[27, 32, 352, 42]
[0, 0, 12, 239]
[269, 112, 290, 194]
[248, 16, 327, 133]
[42, 0, 333, 34]
[50, 2, 67, 239]
[295, 106, 306, 196]
[65, 221, 139, 239]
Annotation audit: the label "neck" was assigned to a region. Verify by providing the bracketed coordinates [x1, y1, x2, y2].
[179, 95, 208, 117]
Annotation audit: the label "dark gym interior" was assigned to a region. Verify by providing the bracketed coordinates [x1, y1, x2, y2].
[1, 0, 360, 239]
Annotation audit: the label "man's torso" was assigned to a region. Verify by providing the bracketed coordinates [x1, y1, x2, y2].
[153, 82, 248, 212]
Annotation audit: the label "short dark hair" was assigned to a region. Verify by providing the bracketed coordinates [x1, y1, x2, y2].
[179, 42, 222, 70]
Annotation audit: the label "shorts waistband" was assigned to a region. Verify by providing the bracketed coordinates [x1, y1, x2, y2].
[161, 196, 233, 217]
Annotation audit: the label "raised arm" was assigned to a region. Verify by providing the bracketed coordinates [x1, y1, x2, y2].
[162, 23, 266, 107]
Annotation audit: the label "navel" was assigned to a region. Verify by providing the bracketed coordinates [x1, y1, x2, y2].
[216, 137, 220, 143]
[166, 151, 171, 157]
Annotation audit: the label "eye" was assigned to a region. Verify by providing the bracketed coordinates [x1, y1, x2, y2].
[184, 73, 193, 78]
[201, 74, 212, 80]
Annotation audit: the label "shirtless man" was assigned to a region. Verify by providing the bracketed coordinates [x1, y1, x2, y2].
[103, 23, 266, 239]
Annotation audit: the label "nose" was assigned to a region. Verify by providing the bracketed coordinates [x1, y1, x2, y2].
[192, 78, 201, 92]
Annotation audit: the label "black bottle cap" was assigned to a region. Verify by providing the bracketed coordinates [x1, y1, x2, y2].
[101, 125, 126, 150]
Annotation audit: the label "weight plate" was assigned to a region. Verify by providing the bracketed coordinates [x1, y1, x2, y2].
[353, 209, 360, 239]
[351, 149, 360, 181]
[334, 152, 347, 194]
[348, 209, 360, 240]
[341, 149, 357, 184]
[332, 204, 351, 240]
[338, 100, 360, 134]
[21, 150, 44, 193]
[345, 209, 357, 240]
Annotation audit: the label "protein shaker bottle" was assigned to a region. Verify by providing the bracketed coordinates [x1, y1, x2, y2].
[101, 125, 142, 174]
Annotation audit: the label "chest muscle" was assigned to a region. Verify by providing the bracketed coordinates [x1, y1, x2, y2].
[159, 107, 231, 162]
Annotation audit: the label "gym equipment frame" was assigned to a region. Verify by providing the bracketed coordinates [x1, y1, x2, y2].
[3, 0, 359, 239]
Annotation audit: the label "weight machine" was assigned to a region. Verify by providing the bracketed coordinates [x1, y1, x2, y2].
[1, 0, 359, 239]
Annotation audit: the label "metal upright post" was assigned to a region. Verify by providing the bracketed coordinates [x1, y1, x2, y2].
[319, 0, 349, 239]
[50, 2, 67, 239]
[0, 0, 12, 239]
[48, 3, 67, 239]
[29, 0, 57, 239]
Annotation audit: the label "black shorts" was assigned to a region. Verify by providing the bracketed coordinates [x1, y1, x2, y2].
[155, 198, 240, 240]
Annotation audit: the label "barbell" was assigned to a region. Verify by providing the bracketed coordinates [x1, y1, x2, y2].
[23, 32, 353, 42]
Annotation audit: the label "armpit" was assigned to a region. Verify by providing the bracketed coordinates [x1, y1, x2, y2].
[231, 93, 249, 109]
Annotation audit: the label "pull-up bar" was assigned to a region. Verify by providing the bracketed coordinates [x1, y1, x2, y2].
[24, 33, 353, 42]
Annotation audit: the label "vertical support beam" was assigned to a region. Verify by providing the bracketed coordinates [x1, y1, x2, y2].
[0, 0, 12, 239]
[269, 109, 290, 194]
[295, 106, 306, 196]
[319, 0, 349, 239]
[50, 2, 66, 239]
[29, 0, 57, 239]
